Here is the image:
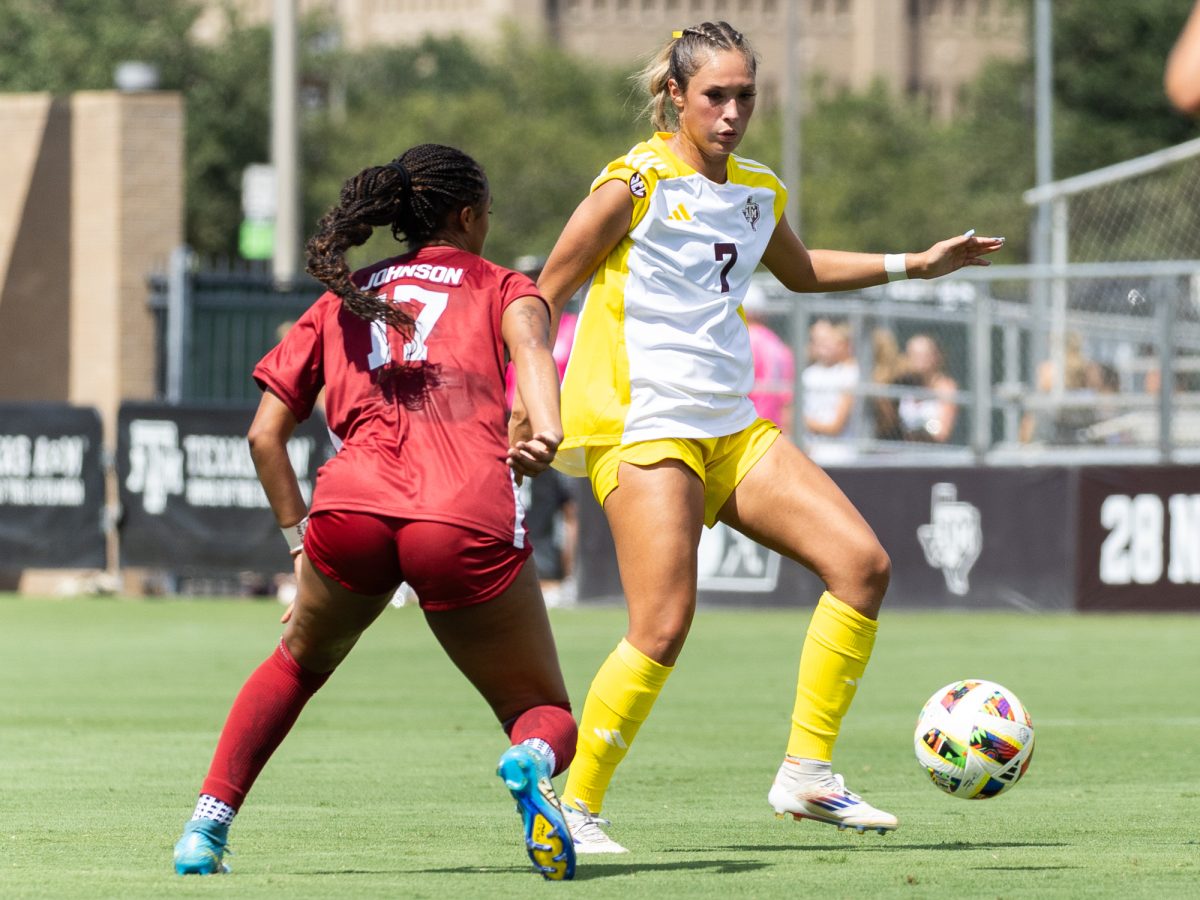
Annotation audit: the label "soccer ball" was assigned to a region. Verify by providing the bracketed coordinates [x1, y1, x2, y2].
[914, 679, 1034, 799]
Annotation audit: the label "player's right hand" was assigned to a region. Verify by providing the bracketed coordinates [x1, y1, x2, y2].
[507, 430, 561, 483]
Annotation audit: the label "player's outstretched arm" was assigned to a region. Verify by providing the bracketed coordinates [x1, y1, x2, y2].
[762, 214, 1004, 294]
[503, 296, 562, 482]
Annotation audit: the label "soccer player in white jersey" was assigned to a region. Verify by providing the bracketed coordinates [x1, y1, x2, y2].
[510, 21, 1004, 853]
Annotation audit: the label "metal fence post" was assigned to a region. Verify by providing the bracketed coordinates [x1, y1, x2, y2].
[1156, 277, 1175, 461]
[972, 285, 993, 460]
[165, 245, 193, 404]
[790, 300, 810, 447]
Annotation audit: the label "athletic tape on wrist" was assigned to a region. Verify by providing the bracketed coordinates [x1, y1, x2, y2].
[884, 253, 908, 282]
[280, 516, 309, 556]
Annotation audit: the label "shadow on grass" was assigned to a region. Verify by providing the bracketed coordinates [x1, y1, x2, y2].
[405, 859, 770, 880]
[570, 858, 769, 881]
[695, 841, 1069, 853]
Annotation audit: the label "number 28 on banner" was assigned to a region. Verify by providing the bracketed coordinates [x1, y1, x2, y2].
[1100, 493, 1200, 585]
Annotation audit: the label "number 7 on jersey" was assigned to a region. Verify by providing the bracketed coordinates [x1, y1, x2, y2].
[367, 284, 450, 370]
[714, 242, 738, 293]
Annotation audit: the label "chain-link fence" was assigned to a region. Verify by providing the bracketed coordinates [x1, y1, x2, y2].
[763, 138, 1200, 466]
[1029, 136, 1200, 264]
[760, 260, 1200, 466]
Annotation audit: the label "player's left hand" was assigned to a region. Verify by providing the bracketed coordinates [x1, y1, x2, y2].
[915, 231, 1005, 279]
[507, 430, 561, 483]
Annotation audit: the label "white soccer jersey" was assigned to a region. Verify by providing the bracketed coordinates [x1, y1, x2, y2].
[555, 133, 787, 476]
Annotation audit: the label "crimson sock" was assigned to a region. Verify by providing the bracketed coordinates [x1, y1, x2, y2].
[504, 703, 576, 777]
[199, 639, 331, 809]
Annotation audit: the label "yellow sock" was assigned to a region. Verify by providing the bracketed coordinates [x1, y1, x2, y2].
[563, 638, 673, 814]
[786, 591, 878, 761]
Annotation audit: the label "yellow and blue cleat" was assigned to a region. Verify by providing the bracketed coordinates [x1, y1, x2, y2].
[173, 819, 231, 875]
[497, 744, 575, 880]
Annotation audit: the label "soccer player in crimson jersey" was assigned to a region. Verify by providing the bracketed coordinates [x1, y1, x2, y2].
[173, 145, 577, 880]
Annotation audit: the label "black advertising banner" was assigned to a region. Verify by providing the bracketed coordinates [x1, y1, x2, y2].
[0, 403, 105, 568]
[117, 402, 333, 572]
[1076, 466, 1200, 612]
[823, 467, 1074, 611]
[575, 466, 1074, 611]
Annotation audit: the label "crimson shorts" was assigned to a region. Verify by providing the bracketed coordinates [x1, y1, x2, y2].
[303, 510, 532, 611]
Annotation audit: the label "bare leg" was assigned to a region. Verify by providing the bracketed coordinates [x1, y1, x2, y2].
[423, 558, 570, 722]
[604, 459, 705, 664]
[718, 436, 889, 616]
[282, 554, 395, 671]
[560, 459, 704, 829]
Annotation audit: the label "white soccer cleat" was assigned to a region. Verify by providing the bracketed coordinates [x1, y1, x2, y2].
[563, 800, 629, 854]
[768, 771, 898, 834]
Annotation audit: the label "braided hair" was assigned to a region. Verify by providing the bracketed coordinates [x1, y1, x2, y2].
[639, 21, 758, 131]
[305, 143, 489, 331]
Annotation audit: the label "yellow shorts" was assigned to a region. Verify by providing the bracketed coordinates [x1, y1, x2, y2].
[584, 418, 781, 527]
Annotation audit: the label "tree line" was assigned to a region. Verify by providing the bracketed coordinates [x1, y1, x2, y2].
[1, 0, 1196, 268]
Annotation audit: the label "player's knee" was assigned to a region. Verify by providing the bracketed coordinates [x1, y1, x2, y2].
[861, 543, 892, 601]
[629, 619, 691, 666]
[283, 630, 354, 675]
[831, 538, 890, 607]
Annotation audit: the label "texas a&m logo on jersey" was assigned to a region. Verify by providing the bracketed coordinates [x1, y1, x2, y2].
[741, 195, 760, 231]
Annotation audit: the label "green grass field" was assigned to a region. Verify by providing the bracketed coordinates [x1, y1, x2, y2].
[2, 596, 1197, 899]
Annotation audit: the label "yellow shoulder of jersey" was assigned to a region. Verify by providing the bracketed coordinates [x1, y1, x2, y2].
[729, 153, 789, 223]
[590, 139, 678, 230]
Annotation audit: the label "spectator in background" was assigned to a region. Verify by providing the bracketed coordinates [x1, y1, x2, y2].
[869, 327, 906, 441]
[744, 282, 795, 435]
[801, 317, 859, 462]
[1086, 361, 1127, 444]
[1166, 0, 1200, 114]
[897, 333, 958, 443]
[1019, 332, 1097, 445]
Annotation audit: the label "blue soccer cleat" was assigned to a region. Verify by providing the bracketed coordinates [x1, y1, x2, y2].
[496, 744, 576, 880]
[173, 818, 231, 875]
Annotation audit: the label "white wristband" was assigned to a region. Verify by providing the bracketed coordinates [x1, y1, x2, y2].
[884, 253, 908, 282]
[280, 516, 309, 556]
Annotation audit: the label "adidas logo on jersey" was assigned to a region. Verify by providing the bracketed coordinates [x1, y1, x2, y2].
[593, 728, 627, 749]
[668, 203, 692, 222]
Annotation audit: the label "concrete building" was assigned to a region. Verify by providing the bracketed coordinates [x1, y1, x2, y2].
[0, 93, 183, 436]
[197, 0, 1027, 118]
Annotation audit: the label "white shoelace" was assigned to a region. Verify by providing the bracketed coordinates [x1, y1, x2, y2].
[565, 801, 615, 843]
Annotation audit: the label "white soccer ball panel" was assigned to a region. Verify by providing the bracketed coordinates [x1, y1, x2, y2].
[914, 679, 1034, 799]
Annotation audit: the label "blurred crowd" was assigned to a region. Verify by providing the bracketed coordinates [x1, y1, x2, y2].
[744, 301, 1179, 462]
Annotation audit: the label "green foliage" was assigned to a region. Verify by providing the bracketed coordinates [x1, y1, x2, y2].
[1053, 0, 1200, 175]
[0, 0, 201, 91]
[3, 0, 1198, 264]
[738, 73, 1033, 261]
[304, 30, 645, 269]
[0, 0, 271, 258]
[183, 22, 272, 258]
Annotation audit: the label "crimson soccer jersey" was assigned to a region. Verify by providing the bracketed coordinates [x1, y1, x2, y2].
[253, 245, 545, 546]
